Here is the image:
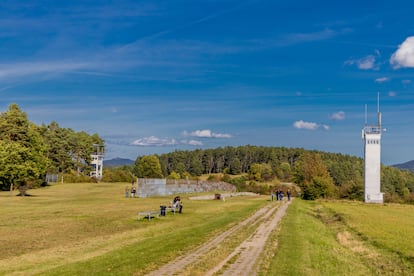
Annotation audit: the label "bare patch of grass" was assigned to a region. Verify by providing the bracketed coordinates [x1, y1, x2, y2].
[337, 231, 377, 256]
[322, 200, 414, 274]
[323, 201, 414, 258]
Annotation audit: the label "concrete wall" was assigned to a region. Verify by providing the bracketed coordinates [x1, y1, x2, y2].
[137, 178, 167, 198]
[136, 178, 236, 198]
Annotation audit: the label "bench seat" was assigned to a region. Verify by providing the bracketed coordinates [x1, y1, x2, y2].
[166, 206, 176, 214]
[138, 210, 160, 220]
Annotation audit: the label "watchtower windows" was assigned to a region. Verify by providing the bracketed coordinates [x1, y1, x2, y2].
[367, 139, 380, 144]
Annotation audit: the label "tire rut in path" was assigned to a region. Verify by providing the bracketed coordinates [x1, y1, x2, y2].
[145, 200, 292, 276]
[209, 199, 292, 276]
[145, 203, 276, 276]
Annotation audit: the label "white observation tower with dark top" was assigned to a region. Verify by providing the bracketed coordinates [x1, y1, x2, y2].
[362, 95, 384, 203]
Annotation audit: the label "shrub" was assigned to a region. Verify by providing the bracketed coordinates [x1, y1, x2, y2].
[221, 174, 232, 183]
[207, 174, 220, 181]
[229, 176, 247, 192]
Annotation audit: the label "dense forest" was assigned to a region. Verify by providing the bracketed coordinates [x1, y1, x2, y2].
[0, 103, 104, 192]
[130, 146, 414, 203]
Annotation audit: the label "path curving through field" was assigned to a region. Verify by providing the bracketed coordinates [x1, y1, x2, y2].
[145, 199, 292, 276]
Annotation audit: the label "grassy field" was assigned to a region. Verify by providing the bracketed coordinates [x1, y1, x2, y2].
[262, 199, 414, 275]
[0, 183, 267, 275]
[2, 183, 414, 275]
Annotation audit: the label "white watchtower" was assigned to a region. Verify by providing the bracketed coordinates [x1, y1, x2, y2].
[91, 144, 104, 180]
[362, 96, 383, 203]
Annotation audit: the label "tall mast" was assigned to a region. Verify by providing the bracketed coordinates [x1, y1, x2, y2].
[365, 104, 367, 125]
[377, 92, 382, 129]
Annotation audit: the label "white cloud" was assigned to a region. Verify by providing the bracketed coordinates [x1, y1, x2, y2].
[388, 91, 397, 97]
[402, 79, 412, 84]
[329, 111, 345, 120]
[358, 55, 377, 69]
[375, 77, 389, 83]
[322, 124, 330, 130]
[212, 133, 232, 138]
[131, 136, 177, 146]
[0, 61, 89, 80]
[345, 52, 380, 70]
[293, 120, 318, 130]
[390, 36, 414, 68]
[181, 140, 203, 146]
[182, 129, 232, 138]
[130, 136, 205, 147]
[293, 120, 325, 130]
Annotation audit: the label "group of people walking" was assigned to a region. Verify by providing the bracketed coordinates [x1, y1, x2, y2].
[125, 185, 137, 198]
[271, 188, 291, 201]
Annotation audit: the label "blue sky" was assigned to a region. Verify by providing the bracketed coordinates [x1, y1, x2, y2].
[1, 0, 414, 165]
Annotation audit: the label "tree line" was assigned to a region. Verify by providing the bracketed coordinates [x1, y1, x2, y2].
[2, 103, 414, 203]
[0, 103, 104, 192]
[131, 146, 414, 203]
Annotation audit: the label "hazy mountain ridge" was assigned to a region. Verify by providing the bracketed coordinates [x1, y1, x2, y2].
[104, 158, 134, 167]
[392, 160, 414, 172]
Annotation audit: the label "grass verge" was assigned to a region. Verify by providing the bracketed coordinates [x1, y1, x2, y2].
[260, 199, 414, 275]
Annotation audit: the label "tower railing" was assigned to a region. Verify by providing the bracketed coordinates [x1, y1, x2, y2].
[364, 125, 381, 134]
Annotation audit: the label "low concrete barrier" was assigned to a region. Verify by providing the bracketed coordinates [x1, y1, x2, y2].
[136, 178, 236, 198]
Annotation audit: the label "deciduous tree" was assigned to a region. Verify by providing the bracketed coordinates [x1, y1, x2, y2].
[0, 104, 49, 191]
[135, 155, 163, 178]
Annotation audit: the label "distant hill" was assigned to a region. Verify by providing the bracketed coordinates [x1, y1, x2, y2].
[104, 158, 134, 167]
[392, 160, 414, 172]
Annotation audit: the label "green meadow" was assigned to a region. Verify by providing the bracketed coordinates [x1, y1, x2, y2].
[262, 199, 414, 275]
[0, 183, 266, 275]
[1, 183, 414, 275]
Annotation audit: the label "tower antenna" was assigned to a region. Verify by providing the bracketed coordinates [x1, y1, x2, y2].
[377, 92, 380, 113]
[377, 92, 382, 128]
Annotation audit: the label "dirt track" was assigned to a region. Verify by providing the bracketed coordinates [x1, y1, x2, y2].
[146, 199, 292, 276]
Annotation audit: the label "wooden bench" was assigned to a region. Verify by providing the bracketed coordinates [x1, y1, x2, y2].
[166, 206, 176, 214]
[138, 210, 160, 221]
